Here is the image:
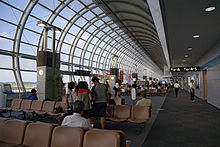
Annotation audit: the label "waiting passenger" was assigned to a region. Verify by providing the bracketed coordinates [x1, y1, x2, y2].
[65, 82, 75, 114]
[77, 81, 93, 122]
[61, 100, 92, 129]
[25, 88, 38, 100]
[136, 91, 153, 109]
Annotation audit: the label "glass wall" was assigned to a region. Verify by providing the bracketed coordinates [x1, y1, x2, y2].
[0, 0, 162, 92]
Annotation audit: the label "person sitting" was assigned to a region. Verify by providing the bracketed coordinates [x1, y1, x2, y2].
[61, 100, 92, 129]
[25, 88, 38, 100]
[136, 91, 153, 109]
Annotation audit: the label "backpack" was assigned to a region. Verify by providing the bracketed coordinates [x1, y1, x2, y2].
[54, 106, 64, 113]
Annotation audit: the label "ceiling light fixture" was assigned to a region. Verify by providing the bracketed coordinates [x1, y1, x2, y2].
[188, 47, 193, 51]
[193, 34, 200, 38]
[37, 20, 47, 27]
[184, 54, 188, 58]
[205, 6, 216, 12]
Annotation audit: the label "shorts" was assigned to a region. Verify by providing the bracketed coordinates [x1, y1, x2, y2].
[93, 102, 107, 117]
[82, 109, 93, 118]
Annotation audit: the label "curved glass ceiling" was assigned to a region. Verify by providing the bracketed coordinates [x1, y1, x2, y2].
[0, 0, 163, 91]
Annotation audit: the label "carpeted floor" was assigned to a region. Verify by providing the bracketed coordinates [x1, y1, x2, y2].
[105, 94, 166, 147]
[142, 89, 220, 147]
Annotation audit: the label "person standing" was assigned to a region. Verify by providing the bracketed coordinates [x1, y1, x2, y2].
[91, 77, 108, 129]
[77, 81, 93, 122]
[189, 80, 195, 102]
[114, 80, 120, 97]
[131, 84, 136, 105]
[174, 81, 180, 97]
[65, 82, 75, 114]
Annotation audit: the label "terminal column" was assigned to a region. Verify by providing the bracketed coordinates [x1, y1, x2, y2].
[37, 51, 60, 100]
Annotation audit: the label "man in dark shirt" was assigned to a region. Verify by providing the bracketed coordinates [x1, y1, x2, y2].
[92, 77, 108, 129]
[26, 89, 38, 100]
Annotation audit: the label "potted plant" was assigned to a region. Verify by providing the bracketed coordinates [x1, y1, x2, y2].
[54, 74, 64, 101]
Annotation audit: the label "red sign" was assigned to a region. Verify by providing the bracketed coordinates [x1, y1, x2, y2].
[120, 70, 123, 82]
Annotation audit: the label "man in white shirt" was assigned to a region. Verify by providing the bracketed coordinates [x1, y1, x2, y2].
[131, 84, 136, 105]
[114, 81, 120, 97]
[174, 81, 180, 97]
[61, 100, 92, 129]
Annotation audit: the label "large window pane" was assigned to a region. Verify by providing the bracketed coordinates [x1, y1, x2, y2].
[21, 71, 36, 83]
[0, 37, 13, 51]
[0, 69, 15, 82]
[74, 48, 82, 57]
[0, 55, 12, 68]
[20, 58, 36, 71]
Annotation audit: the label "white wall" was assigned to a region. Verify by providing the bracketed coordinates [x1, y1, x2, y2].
[207, 64, 220, 109]
[194, 71, 203, 99]
[182, 41, 220, 109]
[195, 41, 220, 66]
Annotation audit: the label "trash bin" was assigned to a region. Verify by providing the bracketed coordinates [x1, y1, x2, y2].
[0, 83, 12, 108]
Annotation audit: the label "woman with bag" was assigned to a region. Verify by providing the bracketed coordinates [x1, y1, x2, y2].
[77, 81, 93, 122]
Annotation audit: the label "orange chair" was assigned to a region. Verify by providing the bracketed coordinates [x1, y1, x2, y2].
[111, 98, 123, 105]
[35, 101, 56, 115]
[50, 126, 84, 147]
[23, 100, 43, 119]
[2, 99, 23, 117]
[21, 122, 54, 147]
[112, 130, 131, 147]
[128, 106, 150, 123]
[0, 119, 28, 146]
[161, 89, 167, 95]
[15, 100, 33, 119]
[109, 105, 131, 122]
[47, 102, 66, 116]
[83, 129, 120, 147]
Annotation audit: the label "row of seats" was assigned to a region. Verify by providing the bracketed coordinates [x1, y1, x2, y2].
[0, 117, 130, 147]
[107, 105, 151, 123]
[145, 89, 167, 95]
[0, 99, 66, 119]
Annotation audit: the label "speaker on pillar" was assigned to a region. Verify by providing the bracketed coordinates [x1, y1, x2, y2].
[132, 73, 137, 79]
[37, 51, 60, 101]
[37, 51, 52, 67]
[37, 51, 60, 68]
[110, 68, 119, 80]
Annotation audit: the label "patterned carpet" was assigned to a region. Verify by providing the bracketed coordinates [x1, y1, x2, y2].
[142, 89, 220, 147]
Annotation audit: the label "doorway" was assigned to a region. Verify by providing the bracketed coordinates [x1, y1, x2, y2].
[203, 70, 207, 101]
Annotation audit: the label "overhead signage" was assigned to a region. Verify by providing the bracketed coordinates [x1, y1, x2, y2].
[170, 67, 200, 72]
[74, 70, 90, 76]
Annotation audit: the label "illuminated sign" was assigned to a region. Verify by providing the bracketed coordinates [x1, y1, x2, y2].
[74, 70, 90, 76]
[170, 67, 200, 72]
